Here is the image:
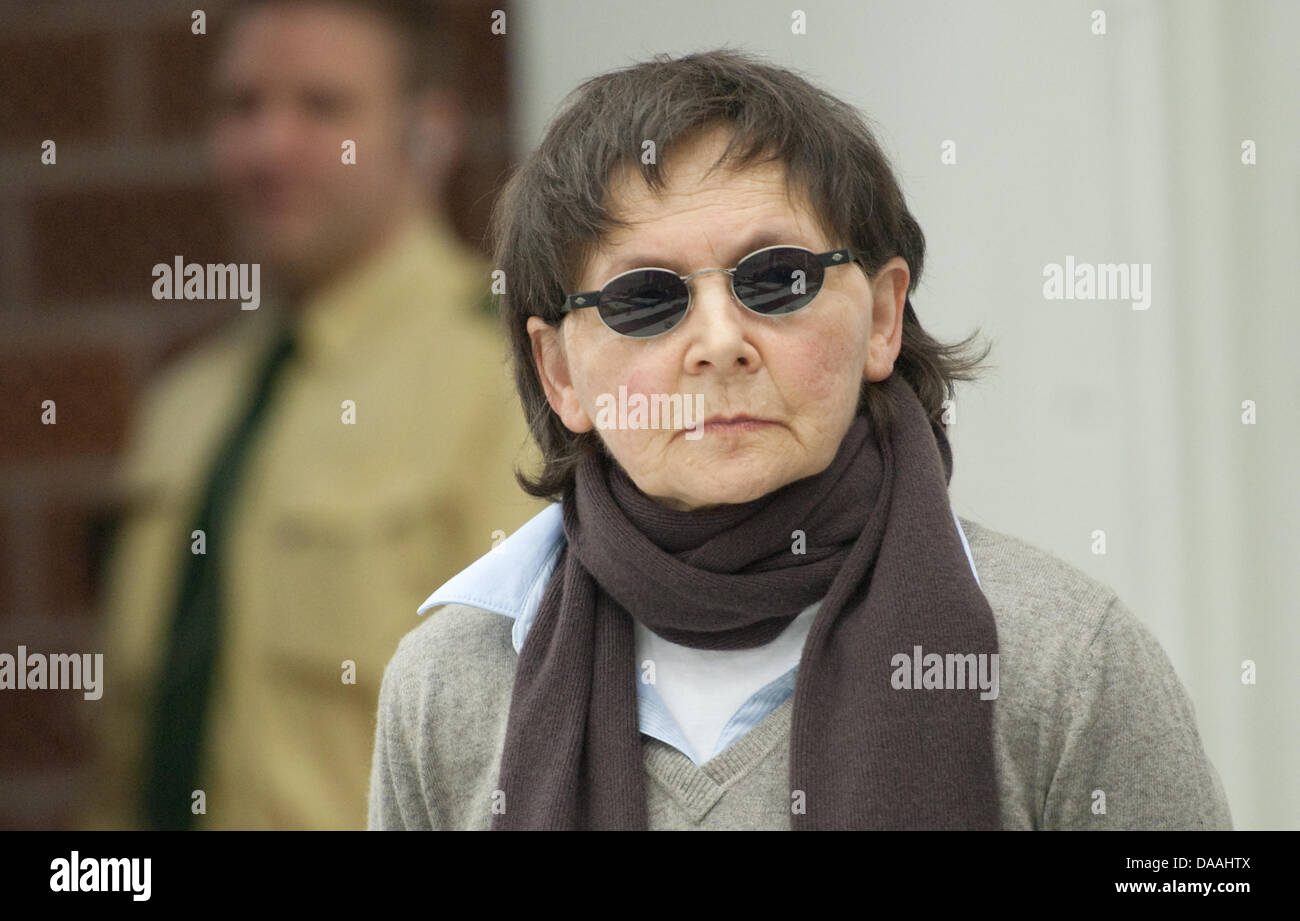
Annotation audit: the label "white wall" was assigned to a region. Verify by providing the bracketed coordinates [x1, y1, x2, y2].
[509, 0, 1300, 830]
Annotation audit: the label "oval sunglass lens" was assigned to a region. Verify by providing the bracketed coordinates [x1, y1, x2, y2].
[599, 270, 689, 337]
[733, 247, 823, 315]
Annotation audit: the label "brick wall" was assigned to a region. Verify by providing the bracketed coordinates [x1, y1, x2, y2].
[0, 0, 512, 829]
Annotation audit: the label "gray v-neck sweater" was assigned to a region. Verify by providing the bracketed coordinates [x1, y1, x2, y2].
[367, 517, 1233, 830]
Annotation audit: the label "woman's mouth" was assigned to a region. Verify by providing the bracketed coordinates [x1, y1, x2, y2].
[699, 415, 775, 434]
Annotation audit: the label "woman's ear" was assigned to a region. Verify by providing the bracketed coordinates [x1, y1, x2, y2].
[526, 316, 594, 434]
[862, 257, 909, 382]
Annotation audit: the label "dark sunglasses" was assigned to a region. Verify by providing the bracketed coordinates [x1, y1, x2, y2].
[560, 244, 859, 339]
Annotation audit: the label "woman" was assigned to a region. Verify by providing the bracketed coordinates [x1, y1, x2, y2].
[367, 49, 1232, 830]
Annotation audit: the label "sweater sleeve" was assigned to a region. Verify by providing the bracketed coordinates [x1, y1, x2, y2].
[1041, 595, 1233, 829]
[367, 642, 435, 830]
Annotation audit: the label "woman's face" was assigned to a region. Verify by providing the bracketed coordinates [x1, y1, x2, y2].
[527, 125, 909, 511]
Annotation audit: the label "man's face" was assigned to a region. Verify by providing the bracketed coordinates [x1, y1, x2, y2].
[208, 3, 416, 287]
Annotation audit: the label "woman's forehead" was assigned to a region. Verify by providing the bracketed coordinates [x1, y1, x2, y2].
[581, 209, 826, 292]
[605, 140, 794, 214]
[598, 162, 822, 247]
[576, 128, 833, 282]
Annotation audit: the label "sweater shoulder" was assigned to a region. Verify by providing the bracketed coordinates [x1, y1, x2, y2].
[955, 515, 1124, 722]
[385, 602, 518, 706]
[382, 602, 518, 732]
[955, 516, 1231, 828]
[957, 515, 1118, 646]
[371, 606, 517, 829]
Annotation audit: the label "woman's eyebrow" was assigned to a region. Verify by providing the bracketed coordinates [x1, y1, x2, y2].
[600, 227, 807, 279]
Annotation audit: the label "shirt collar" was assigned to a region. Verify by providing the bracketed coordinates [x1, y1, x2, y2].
[292, 213, 478, 367]
[419, 502, 981, 655]
[418, 502, 565, 655]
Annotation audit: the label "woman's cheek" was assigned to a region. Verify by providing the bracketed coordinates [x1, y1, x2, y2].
[620, 366, 679, 402]
[782, 335, 855, 408]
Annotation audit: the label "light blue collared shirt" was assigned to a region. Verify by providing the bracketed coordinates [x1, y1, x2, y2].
[419, 502, 980, 765]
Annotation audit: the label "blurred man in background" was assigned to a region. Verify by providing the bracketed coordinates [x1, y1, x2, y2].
[84, 0, 541, 829]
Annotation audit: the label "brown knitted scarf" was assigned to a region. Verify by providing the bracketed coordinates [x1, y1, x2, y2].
[492, 372, 1000, 829]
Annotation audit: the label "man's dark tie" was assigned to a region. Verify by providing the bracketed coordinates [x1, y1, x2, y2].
[143, 325, 297, 829]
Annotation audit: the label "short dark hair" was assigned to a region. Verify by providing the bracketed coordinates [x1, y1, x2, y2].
[490, 48, 994, 502]
[224, 0, 454, 92]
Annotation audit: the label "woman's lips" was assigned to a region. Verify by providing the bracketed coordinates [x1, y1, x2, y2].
[699, 416, 775, 434]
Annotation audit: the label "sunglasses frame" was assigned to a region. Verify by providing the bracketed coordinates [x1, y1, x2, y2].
[560, 244, 859, 339]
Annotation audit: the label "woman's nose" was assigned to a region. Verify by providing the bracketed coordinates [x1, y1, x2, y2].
[680, 273, 761, 370]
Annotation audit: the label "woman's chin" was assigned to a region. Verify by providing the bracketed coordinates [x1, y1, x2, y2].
[647, 471, 788, 511]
